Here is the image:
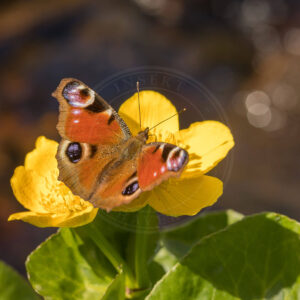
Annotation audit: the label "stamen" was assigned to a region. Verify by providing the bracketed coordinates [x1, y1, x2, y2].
[39, 171, 90, 213]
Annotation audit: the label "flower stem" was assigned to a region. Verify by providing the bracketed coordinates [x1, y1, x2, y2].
[82, 223, 136, 288]
[134, 206, 158, 289]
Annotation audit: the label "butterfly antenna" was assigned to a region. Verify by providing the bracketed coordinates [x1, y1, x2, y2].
[137, 81, 142, 129]
[149, 108, 186, 131]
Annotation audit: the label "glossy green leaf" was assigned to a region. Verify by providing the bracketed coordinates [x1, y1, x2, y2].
[87, 207, 159, 264]
[26, 228, 115, 300]
[102, 271, 125, 300]
[154, 247, 178, 272]
[80, 206, 159, 290]
[148, 261, 165, 286]
[163, 209, 243, 258]
[88, 210, 135, 258]
[0, 261, 39, 300]
[148, 213, 300, 300]
[72, 233, 116, 279]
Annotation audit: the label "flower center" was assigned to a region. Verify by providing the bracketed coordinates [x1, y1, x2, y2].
[39, 169, 91, 214]
[147, 128, 182, 146]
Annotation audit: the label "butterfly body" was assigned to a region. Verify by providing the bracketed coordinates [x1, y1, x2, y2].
[53, 78, 189, 211]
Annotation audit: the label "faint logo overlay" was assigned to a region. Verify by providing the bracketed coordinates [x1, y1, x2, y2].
[93, 67, 233, 232]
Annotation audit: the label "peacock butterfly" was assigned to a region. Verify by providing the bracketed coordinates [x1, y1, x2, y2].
[52, 78, 189, 211]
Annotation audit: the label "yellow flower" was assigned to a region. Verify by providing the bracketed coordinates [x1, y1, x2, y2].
[8, 137, 98, 227]
[115, 91, 234, 216]
[8, 90, 234, 227]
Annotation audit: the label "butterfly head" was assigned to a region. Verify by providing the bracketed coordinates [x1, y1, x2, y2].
[137, 127, 149, 142]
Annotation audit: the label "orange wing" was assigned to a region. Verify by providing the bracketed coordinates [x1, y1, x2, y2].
[52, 78, 131, 144]
[137, 143, 189, 191]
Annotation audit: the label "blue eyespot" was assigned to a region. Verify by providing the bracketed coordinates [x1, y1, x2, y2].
[66, 142, 82, 163]
[122, 181, 139, 196]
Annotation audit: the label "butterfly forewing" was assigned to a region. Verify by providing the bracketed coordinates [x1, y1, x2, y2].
[52, 78, 131, 145]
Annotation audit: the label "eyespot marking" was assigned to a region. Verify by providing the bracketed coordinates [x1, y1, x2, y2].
[162, 144, 176, 161]
[122, 181, 139, 196]
[128, 171, 137, 180]
[63, 81, 95, 108]
[85, 95, 107, 113]
[167, 148, 188, 172]
[90, 145, 98, 158]
[66, 142, 82, 163]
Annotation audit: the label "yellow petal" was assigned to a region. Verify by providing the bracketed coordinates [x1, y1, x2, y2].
[8, 211, 64, 227]
[55, 207, 98, 227]
[118, 91, 179, 136]
[11, 136, 94, 217]
[10, 166, 49, 213]
[148, 175, 223, 216]
[11, 136, 60, 213]
[113, 191, 150, 213]
[8, 206, 98, 228]
[25, 136, 58, 176]
[176, 121, 234, 175]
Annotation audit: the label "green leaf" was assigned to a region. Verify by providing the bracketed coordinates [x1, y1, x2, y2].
[148, 213, 300, 300]
[102, 271, 125, 300]
[73, 234, 116, 279]
[148, 263, 238, 300]
[0, 261, 39, 300]
[84, 208, 158, 264]
[90, 209, 146, 257]
[26, 228, 115, 300]
[148, 261, 165, 285]
[76, 209, 144, 288]
[79, 206, 159, 290]
[163, 209, 243, 258]
[154, 247, 178, 272]
[155, 210, 242, 273]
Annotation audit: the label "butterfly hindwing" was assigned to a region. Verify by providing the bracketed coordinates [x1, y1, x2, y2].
[137, 143, 189, 191]
[52, 78, 131, 145]
[56, 139, 119, 201]
[56, 137, 144, 212]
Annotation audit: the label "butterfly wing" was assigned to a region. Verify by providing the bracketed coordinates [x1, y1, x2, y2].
[56, 139, 117, 200]
[52, 78, 131, 144]
[87, 140, 142, 211]
[59, 137, 143, 212]
[53, 78, 133, 205]
[87, 141, 189, 211]
[137, 143, 189, 191]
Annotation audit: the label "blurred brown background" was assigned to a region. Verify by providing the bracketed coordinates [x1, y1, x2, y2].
[0, 0, 300, 275]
